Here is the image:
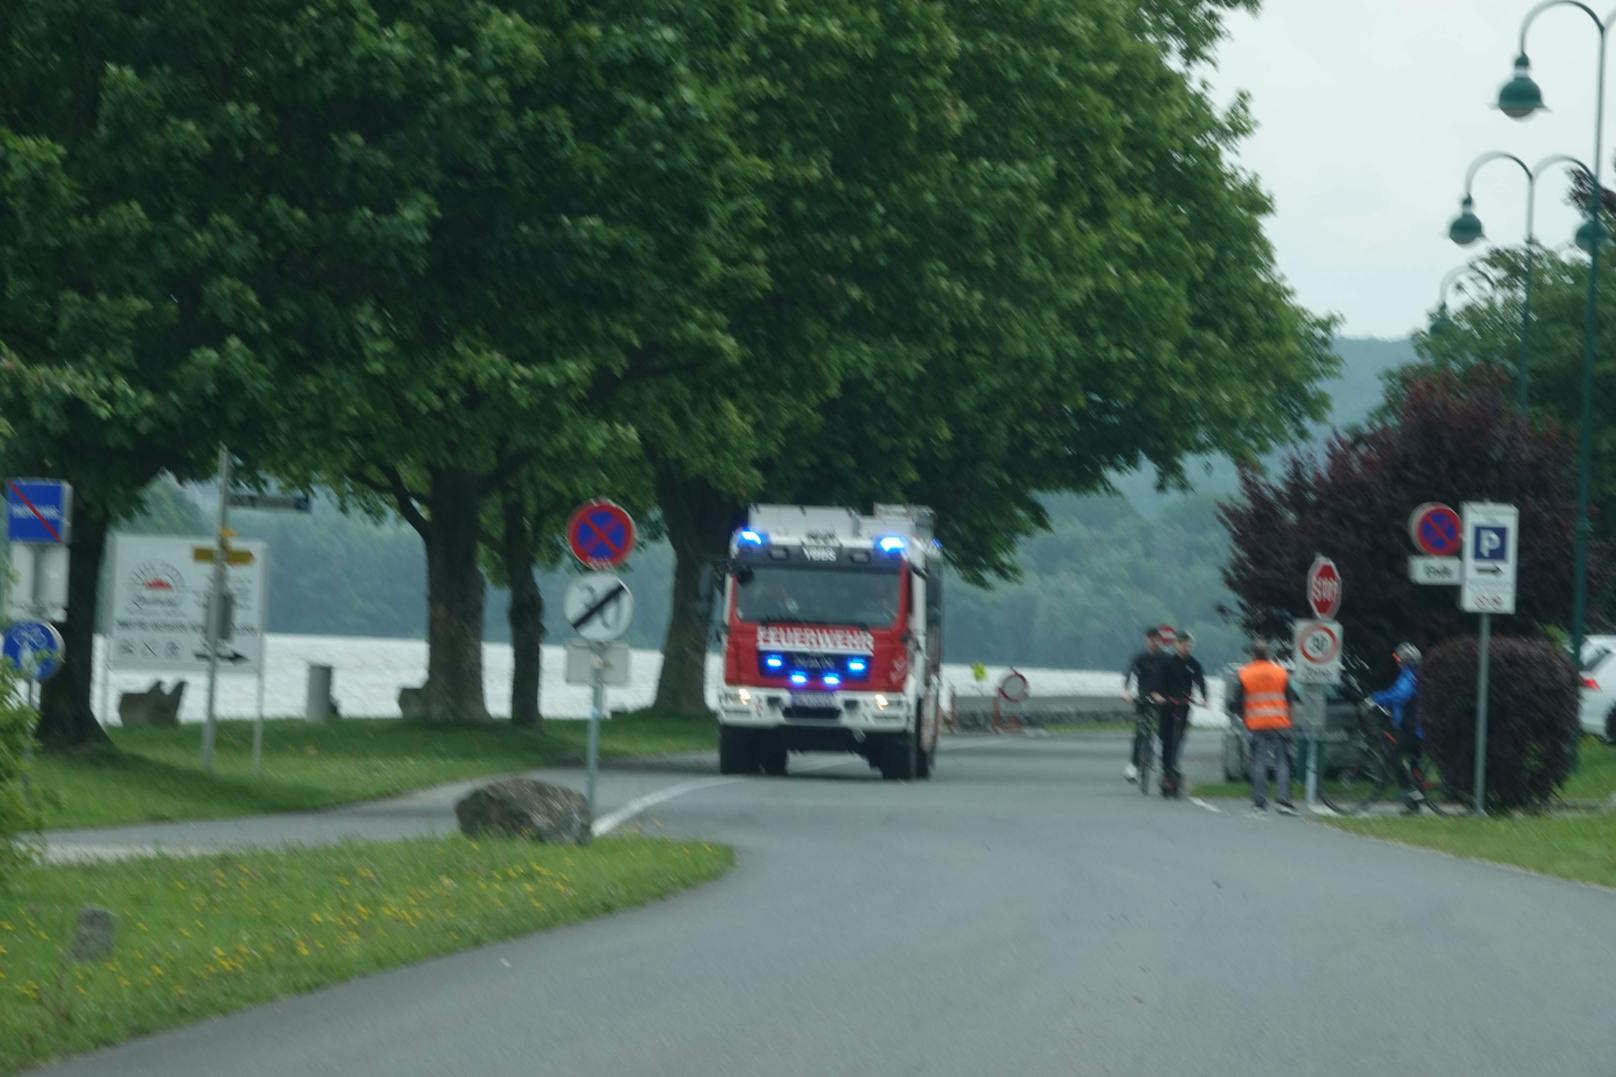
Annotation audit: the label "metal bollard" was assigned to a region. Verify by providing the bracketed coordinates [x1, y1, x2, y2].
[305, 663, 335, 723]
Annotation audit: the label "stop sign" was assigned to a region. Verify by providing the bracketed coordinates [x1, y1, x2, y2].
[1307, 556, 1343, 619]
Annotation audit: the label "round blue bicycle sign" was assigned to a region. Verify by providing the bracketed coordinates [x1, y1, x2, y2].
[2, 620, 64, 682]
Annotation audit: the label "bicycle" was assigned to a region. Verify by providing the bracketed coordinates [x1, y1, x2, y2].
[1319, 702, 1470, 816]
[1130, 699, 1157, 797]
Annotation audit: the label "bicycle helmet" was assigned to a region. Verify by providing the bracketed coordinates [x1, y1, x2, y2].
[1394, 642, 1422, 665]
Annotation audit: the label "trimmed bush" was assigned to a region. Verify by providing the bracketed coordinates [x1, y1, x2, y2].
[0, 661, 42, 883]
[1421, 635, 1579, 812]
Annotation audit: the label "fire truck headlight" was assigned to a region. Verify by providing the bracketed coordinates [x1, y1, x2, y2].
[874, 694, 890, 710]
[738, 688, 752, 706]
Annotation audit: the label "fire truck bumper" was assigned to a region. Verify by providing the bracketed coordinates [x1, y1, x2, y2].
[717, 688, 914, 732]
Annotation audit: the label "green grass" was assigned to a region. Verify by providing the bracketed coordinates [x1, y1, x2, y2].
[30, 710, 715, 830]
[1562, 737, 1616, 801]
[0, 835, 732, 1073]
[1328, 814, 1616, 889]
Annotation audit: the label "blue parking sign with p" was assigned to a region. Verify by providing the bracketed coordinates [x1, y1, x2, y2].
[1474, 525, 1508, 561]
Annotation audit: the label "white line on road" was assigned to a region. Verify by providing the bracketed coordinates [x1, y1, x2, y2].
[1188, 797, 1222, 814]
[590, 754, 890, 836]
[592, 778, 742, 837]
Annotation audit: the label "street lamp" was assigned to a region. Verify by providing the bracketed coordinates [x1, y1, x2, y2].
[1431, 261, 1494, 336]
[1446, 151, 1591, 410]
[1497, 0, 1611, 676]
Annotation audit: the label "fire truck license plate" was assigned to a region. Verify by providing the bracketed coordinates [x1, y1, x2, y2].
[790, 691, 839, 709]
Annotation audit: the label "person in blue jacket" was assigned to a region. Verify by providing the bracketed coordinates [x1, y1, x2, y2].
[1371, 642, 1423, 812]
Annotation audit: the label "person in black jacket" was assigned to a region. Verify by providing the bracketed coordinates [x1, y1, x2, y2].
[1122, 627, 1166, 782]
[1158, 631, 1208, 798]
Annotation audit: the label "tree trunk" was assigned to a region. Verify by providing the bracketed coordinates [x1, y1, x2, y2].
[36, 498, 112, 749]
[502, 493, 543, 730]
[424, 469, 491, 723]
[651, 469, 740, 715]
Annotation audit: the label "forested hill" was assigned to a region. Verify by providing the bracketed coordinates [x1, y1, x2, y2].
[111, 337, 1414, 674]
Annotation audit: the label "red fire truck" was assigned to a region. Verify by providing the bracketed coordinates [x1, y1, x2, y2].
[715, 504, 943, 780]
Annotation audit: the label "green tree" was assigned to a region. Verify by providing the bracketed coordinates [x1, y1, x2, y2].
[1408, 245, 1616, 600]
[0, 0, 286, 745]
[251, 0, 765, 723]
[648, 0, 1336, 712]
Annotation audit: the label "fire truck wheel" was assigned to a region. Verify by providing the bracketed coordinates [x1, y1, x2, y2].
[719, 725, 757, 775]
[879, 730, 917, 781]
[759, 736, 788, 776]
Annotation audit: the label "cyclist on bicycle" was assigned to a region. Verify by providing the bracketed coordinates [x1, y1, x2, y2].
[1157, 630, 1207, 798]
[1122, 626, 1167, 782]
[1370, 642, 1424, 813]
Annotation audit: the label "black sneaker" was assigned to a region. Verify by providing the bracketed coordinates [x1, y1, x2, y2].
[1275, 801, 1299, 817]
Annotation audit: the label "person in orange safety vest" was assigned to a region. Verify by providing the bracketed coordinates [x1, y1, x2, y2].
[1228, 639, 1302, 817]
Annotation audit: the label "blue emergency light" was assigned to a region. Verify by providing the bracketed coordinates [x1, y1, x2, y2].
[823, 673, 843, 688]
[738, 529, 766, 546]
[789, 672, 810, 687]
[876, 535, 907, 554]
[846, 657, 869, 676]
[764, 654, 785, 671]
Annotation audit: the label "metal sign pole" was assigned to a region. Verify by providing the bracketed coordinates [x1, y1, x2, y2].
[587, 641, 605, 819]
[1474, 613, 1492, 816]
[99, 631, 113, 725]
[252, 645, 267, 777]
[1305, 687, 1323, 808]
[201, 447, 232, 773]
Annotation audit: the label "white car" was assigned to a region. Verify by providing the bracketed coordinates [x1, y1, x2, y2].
[1579, 636, 1616, 741]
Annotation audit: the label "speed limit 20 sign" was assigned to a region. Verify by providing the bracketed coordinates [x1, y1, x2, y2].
[1293, 619, 1343, 686]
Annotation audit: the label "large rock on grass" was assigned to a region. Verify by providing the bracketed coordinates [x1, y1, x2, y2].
[455, 779, 591, 845]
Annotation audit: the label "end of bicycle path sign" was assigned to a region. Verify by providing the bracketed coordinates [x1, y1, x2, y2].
[1460, 502, 1517, 615]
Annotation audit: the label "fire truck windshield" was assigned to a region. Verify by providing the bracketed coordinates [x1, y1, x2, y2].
[734, 564, 900, 628]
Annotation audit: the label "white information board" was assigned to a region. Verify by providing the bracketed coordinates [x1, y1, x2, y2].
[1460, 503, 1518, 615]
[108, 535, 268, 673]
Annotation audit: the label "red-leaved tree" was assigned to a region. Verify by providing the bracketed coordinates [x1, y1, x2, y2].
[1218, 368, 1612, 690]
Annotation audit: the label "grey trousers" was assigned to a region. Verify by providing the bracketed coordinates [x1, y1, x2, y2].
[1250, 730, 1292, 808]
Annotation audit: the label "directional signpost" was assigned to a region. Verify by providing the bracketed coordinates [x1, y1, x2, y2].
[566, 501, 638, 819]
[1460, 502, 1519, 815]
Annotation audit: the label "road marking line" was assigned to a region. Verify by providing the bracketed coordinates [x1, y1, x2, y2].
[1188, 797, 1222, 814]
[590, 754, 874, 835]
[592, 778, 741, 837]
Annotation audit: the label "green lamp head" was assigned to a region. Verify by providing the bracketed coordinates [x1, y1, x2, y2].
[1576, 216, 1604, 254]
[1498, 54, 1544, 119]
[1448, 197, 1485, 246]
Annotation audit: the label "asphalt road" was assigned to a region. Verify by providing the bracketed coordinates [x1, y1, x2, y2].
[37, 733, 1616, 1077]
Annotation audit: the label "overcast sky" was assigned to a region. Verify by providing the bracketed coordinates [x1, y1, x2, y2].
[1208, 0, 1616, 340]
